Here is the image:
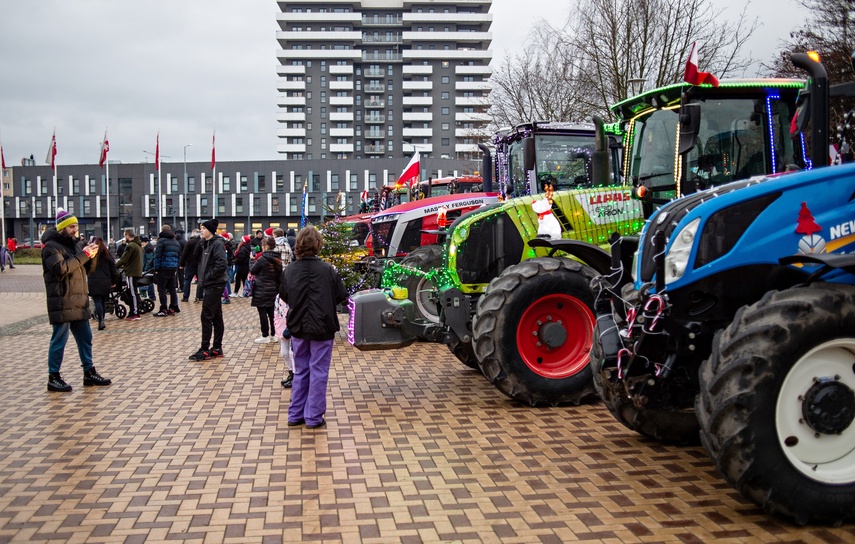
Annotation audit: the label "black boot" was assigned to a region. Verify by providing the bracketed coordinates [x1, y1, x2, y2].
[281, 371, 294, 388]
[83, 366, 112, 386]
[98, 318, 105, 330]
[47, 372, 72, 392]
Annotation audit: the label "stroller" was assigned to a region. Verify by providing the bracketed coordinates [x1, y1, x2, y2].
[106, 271, 156, 318]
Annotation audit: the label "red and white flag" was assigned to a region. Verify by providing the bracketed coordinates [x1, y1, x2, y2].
[45, 130, 57, 169]
[396, 150, 420, 188]
[684, 42, 719, 87]
[1, 143, 6, 170]
[211, 130, 216, 170]
[99, 129, 109, 168]
[155, 132, 160, 171]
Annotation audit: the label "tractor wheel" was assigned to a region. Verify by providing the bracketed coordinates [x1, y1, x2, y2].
[114, 303, 127, 320]
[448, 340, 480, 371]
[591, 324, 700, 444]
[473, 257, 598, 406]
[397, 245, 443, 324]
[697, 284, 855, 525]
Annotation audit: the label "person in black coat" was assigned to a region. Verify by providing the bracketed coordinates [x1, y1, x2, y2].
[286, 228, 296, 251]
[87, 237, 119, 331]
[153, 225, 182, 316]
[179, 229, 202, 302]
[233, 235, 252, 296]
[189, 219, 229, 361]
[250, 237, 283, 343]
[279, 226, 347, 429]
[41, 209, 112, 392]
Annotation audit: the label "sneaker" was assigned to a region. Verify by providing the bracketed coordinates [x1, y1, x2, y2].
[83, 366, 112, 386]
[254, 336, 271, 344]
[222, 299, 230, 305]
[126, 314, 141, 321]
[47, 372, 72, 392]
[168, 308, 177, 315]
[287, 419, 305, 427]
[194, 298, 202, 303]
[281, 371, 294, 388]
[188, 349, 211, 361]
[154, 310, 169, 317]
[306, 420, 327, 429]
[210, 348, 224, 358]
[181, 298, 189, 303]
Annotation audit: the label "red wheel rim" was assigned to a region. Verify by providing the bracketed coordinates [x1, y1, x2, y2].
[515, 294, 595, 379]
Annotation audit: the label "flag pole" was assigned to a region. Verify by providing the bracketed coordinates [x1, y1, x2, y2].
[0, 133, 6, 245]
[211, 130, 216, 223]
[106, 159, 111, 241]
[157, 146, 162, 234]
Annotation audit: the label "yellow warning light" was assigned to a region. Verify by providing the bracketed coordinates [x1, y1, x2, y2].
[807, 50, 821, 63]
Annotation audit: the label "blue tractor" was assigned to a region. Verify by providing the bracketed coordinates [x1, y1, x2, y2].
[592, 52, 855, 524]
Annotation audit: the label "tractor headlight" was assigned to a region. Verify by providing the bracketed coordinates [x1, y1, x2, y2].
[664, 217, 700, 284]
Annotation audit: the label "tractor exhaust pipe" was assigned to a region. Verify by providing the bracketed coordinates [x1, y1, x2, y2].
[478, 143, 493, 193]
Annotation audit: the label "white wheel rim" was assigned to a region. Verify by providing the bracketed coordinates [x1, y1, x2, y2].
[415, 277, 441, 324]
[776, 339, 855, 484]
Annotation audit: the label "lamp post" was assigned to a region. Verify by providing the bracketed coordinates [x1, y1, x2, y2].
[143, 149, 171, 235]
[183, 144, 192, 232]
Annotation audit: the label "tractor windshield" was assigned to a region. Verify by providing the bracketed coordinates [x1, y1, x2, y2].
[506, 133, 596, 197]
[627, 95, 798, 198]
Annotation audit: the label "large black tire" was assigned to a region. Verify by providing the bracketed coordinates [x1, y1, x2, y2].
[698, 284, 855, 525]
[591, 324, 700, 444]
[448, 340, 480, 371]
[397, 245, 443, 324]
[473, 257, 598, 406]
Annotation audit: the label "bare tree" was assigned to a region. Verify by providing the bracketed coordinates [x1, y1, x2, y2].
[490, 0, 759, 125]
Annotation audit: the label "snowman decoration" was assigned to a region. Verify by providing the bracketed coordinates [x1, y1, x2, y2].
[533, 182, 562, 240]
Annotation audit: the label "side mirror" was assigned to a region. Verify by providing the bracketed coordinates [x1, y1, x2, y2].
[678, 102, 701, 154]
[522, 137, 536, 171]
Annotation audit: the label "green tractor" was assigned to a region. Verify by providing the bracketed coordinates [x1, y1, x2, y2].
[349, 120, 644, 406]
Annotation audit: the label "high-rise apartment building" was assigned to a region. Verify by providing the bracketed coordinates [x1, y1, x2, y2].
[275, 0, 493, 161]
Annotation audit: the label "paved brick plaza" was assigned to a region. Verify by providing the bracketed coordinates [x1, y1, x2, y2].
[0, 266, 852, 542]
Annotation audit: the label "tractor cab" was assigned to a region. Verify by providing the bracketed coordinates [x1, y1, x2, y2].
[612, 80, 806, 210]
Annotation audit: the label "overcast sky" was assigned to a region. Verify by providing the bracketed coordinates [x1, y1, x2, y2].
[0, 0, 798, 167]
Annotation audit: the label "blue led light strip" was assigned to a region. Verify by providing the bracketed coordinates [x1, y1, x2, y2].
[766, 93, 780, 174]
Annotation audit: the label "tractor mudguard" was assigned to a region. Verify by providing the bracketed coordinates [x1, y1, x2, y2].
[528, 238, 612, 275]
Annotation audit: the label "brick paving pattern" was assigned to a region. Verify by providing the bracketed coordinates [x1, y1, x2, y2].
[0, 269, 853, 542]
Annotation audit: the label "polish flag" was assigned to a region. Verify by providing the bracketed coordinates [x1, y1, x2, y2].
[684, 42, 719, 87]
[45, 130, 57, 169]
[211, 130, 216, 170]
[155, 132, 160, 171]
[99, 130, 109, 168]
[396, 150, 420, 188]
[1, 144, 5, 170]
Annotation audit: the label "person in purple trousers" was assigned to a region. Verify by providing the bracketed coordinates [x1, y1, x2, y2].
[278, 226, 347, 429]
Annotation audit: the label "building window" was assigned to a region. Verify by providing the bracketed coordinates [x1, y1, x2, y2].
[276, 175, 284, 192]
[442, 76, 450, 84]
[72, 178, 80, 195]
[36, 200, 44, 215]
[442, 138, 450, 146]
[442, 123, 450, 130]
[312, 174, 321, 192]
[65, 200, 73, 214]
[171, 177, 178, 192]
[201, 197, 209, 215]
[223, 176, 231, 192]
[236, 197, 244, 214]
[349, 173, 358, 190]
[259, 175, 266, 191]
[272, 197, 280, 213]
[369, 173, 377, 189]
[189, 177, 195, 192]
[218, 197, 226, 214]
[308, 196, 317, 213]
[253, 196, 261, 214]
[331, 173, 339, 190]
[442, 107, 450, 115]
[441, 91, 449, 99]
[88, 177, 96, 194]
[240, 176, 248, 192]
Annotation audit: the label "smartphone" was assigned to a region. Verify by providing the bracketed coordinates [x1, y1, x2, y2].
[89, 236, 96, 244]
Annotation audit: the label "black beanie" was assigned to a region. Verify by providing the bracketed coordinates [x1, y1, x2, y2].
[201, 218, 219, 233]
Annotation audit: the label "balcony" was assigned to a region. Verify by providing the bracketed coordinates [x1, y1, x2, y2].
[455, 65, 492, 75]
[364, 114, 385, 123]
[276, 30, 361, 43]
[362, 34, 402, 44]
[276, 143, 307, 153]
[364, 144, 386, 154]
[364, 69, 386, 77]
[402, 128, 433, 138]
[330, 111, 354, 121]
[402, 81, 433, 91]
[454, 96, 491, 107]
[455, 143, 481, 153]
[361, 52, 403, 63]
[361, 15, 402, 26]
[329, 65, 354, 75]
[402, 31, 492, 44]
[402, 112, 433, 122]
[277, 65, 306, 75]
[330, 128, 354, 137]
[402, 96, 432, 106]
[402, 12, 492, 24]
[363, 83, 385, 93]
[277, 49, 361, 61]
[277, 80, 306, 91]
[403, 49, 492, 61]
[364, 131, 385, 139]
[365, 99, 386, 108]
[329, 80, 354, 91]
[402, 65, 433, 76]
[330, 96, 354, 106]
[456, 111, 492, 122]
[277, 128, 307, 137]
[276, 95, 307, 106]
[330, 143, 355, 153]
[455, 81, 492, 92]
[277, 12, 361, 24]
[277, 112, 306, 122]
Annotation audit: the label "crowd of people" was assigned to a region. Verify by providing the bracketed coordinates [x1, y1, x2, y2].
[38, 208, 347, 430]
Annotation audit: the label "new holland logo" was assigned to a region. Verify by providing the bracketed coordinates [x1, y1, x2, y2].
[795, 202, 827, 255]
